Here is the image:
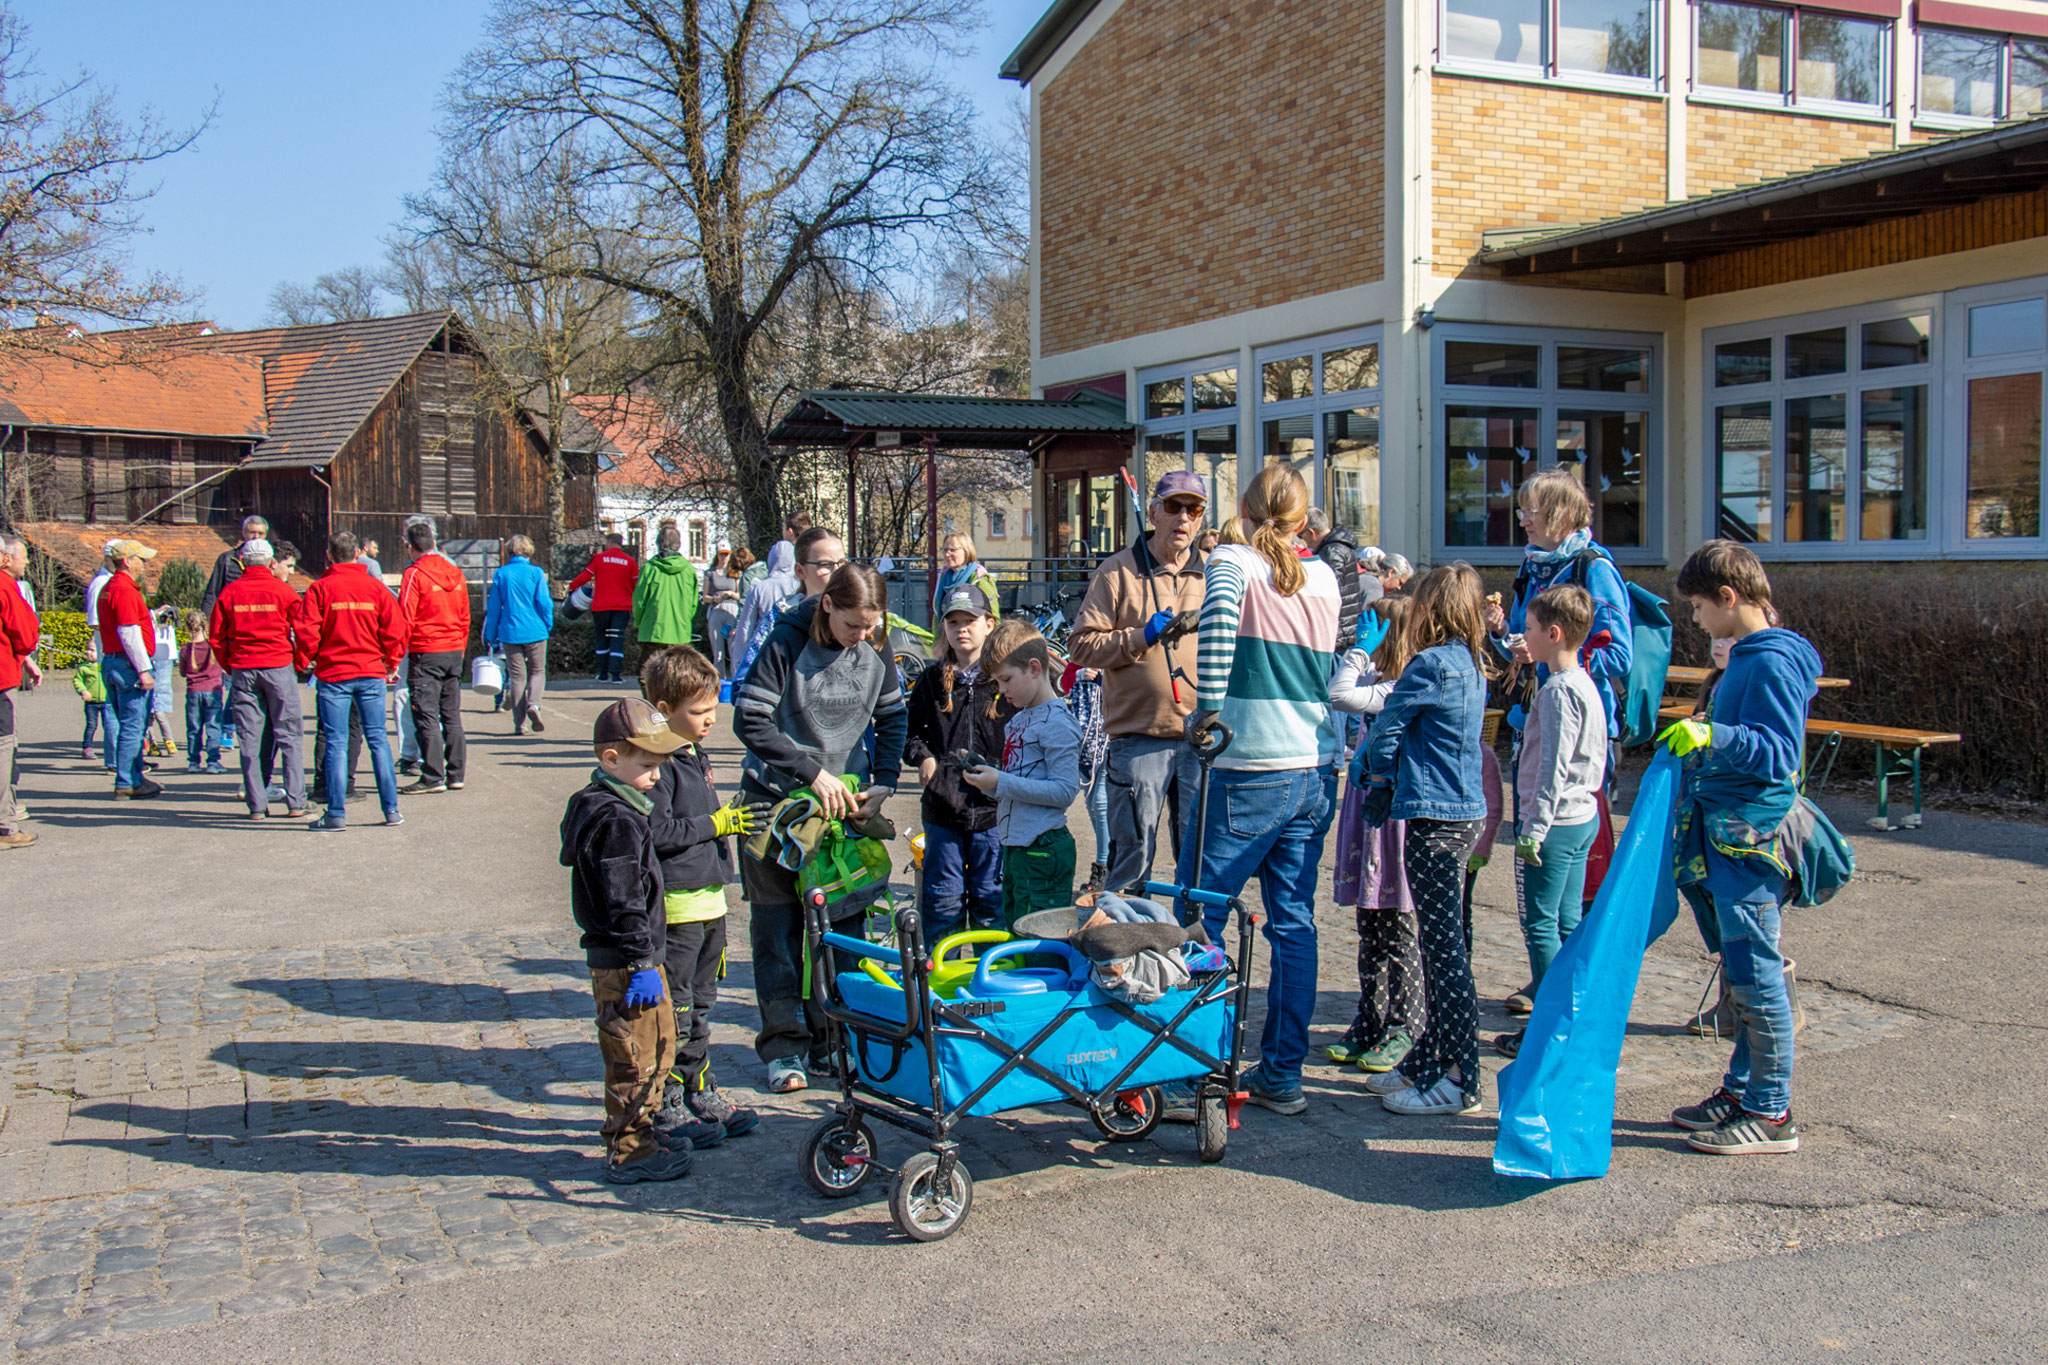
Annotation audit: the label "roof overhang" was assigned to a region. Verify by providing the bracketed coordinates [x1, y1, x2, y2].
[766, 388, 1134, 454]
[1481, 114, 2048, 276]
[1000, 0, 1103, 83]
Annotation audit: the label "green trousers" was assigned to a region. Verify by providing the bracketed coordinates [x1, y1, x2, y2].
[1001, 827, 1076, 929]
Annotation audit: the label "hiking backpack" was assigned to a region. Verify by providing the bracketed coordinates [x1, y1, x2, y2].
[1513, 546, 1673, 748]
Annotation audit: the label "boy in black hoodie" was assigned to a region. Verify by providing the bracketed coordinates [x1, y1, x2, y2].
[560, 697, 694, 1184]
[639, 645, 762, 1145]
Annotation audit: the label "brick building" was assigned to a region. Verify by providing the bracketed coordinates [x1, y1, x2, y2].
[1006, 0, 2048, 568]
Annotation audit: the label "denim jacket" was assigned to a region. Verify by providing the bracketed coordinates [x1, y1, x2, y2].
[1362, 642, 1487, 823]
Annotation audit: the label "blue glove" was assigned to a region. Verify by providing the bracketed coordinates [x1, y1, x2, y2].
[1358, 611, 1391, 653]
[1143, 609, 1176, 646]
[621, 969, 666, 1009]
[1359, 783, 1393, 829]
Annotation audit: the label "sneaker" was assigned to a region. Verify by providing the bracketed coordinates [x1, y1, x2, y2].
[447, 780, 465, 790]
[80, 746, 95, 761]
[1356, 1028, 1414, 1074]
[528, 714, 545, 734]
[186, 763, 204, 774]
[204, 762, 230, 775]
[1671, 1087, 1744, 1132]
[654, 1096, 726, 1149]
[1363, 1067, 1412, 1096]
[383, 811, 404, 827]
[687, 1086, 759, 1138]
[266, 784, 287, 805]
[0, 830, 36, 850]
[1158, 1079, 1199, 1124]
[400, 780, 446, 795]
[1324, 1033, 1374, 1067]
[602, 1144, 694, 1183]
[1686, 1108, 1799, 1155]
[1494, 1029, 1524, 1059]
[1505, 983, 1535, 1017]
[115, 778, 163, 801]
[765, 1059, 808, 1094]
[309, 813, 347, 832]
[1244, 1065, 1306, 1116]
[277, 805, 310, 819]
[1383, 1075, 1482, 1116]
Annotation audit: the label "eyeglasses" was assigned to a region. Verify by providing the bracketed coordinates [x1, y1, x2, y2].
[802, 558, 847, 572]
[1160, 500, 1206, 519]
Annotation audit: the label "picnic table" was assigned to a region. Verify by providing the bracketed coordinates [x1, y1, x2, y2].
[1665, 664, 1851, 689]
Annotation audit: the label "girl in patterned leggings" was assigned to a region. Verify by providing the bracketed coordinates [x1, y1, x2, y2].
[1356, 563, 1495, 1116]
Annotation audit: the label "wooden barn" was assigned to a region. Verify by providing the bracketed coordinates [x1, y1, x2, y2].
[0, 310, 598, 583]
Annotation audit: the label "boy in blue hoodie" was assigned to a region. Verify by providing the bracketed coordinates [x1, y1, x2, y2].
[1658, 541, 1820, 1156]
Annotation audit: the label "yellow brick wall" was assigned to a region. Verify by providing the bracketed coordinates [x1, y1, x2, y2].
[1685, 105, 1894, 198]
[1431, 75, 1667, 278]
[1037, 0, 1384, 358]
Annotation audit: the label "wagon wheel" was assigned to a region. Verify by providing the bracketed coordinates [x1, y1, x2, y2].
[1090, 1085, 1164, 1142]
[889, 1150, 973, 1241]
[799, 1113, 876, 1199]
[895, 652, 926, 697]
[1196, 1093, 1228, 1163]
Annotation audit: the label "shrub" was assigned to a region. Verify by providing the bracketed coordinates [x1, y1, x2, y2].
[36, 610, 93, 669]
[151, 558, 206, 612]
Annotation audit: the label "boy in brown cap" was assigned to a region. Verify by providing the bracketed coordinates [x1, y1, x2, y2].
[559, 696, 695, 1183]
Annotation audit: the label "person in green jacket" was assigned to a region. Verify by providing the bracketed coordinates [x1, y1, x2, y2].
[634, 524, 702, 650]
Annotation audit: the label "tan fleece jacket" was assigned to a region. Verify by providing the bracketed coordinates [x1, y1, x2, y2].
[1067, 539, 1206, 740]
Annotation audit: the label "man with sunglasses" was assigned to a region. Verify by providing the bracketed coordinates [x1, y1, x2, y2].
[1069, 471, 1209, 899]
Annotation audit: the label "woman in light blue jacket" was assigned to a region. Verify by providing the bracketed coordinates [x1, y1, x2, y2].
[484, 535, 555, 735]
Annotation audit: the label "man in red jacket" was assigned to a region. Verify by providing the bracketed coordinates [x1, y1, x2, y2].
[0, 532, 43, 848]
[211, 538, 309, 820]
[397, 520, 473, 794]
[568, 533, 639, 682]
[295, 531, 406, 831]
[96, 538, 163, 801]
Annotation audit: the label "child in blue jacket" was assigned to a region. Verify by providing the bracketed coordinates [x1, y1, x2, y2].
[1660, 540, 1819, 1157]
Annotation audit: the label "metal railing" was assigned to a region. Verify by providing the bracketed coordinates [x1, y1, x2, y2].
[878, 555, 1106, 629]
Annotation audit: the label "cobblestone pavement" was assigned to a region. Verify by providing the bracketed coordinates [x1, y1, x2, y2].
[0, 880, 1912, 1354]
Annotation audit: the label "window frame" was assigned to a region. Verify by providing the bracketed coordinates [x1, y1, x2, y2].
[1252, 325, 1388, 548]
[1701, 294, 1959, 559]
[1436, 0, 1664, 94]
[1138, 351, 1242, 527]
[1914, 25, 2048, 127]
[1690, 0, 1894, 120]
[1944, 276, 2048, 555]
[1431, 322, 1664, 567]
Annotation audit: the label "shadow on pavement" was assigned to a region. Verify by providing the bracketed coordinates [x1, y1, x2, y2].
[232, 976, 593, 1023]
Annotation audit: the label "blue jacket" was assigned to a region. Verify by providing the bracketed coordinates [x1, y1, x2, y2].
[1505, 545, 1633, 738]
[484, 556, 554, 646]
[1683, 628, 1820, 826]
[1362, 642, 1487, 823]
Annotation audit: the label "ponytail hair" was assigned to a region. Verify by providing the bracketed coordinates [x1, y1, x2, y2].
[1240, 464, 1308, 597]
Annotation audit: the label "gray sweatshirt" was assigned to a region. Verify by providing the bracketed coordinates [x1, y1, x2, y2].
[1516, 667, 1606, 844]
[993, 698, 1082, 846]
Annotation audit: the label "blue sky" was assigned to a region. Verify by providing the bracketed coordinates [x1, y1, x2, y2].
[20, 0, 1044, 330]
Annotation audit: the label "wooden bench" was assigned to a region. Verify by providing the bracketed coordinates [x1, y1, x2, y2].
[1666, 665, 1852, 690]
[1656, 703, 1961, 831]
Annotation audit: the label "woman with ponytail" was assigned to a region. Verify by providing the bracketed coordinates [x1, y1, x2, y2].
[1185, 463, 1342, 1116]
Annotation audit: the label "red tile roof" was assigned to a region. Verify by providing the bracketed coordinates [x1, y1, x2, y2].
[0, 342, 267, 440]
[15, 521, 311, 593]
[571, 394, 721, 488]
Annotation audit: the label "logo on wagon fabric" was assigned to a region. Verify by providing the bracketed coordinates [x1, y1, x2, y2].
[1067, 1048, 1116, 1066]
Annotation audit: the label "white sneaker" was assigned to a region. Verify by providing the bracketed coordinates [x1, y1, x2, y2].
[1383, 1076, 1481, 1116]
[266, 784, 286, 805]
[1363, 1068, 1411, 1096]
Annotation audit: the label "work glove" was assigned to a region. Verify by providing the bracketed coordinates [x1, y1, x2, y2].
[1358, 611, 1391, 654]
[1359, 783, 1393, 830]
[1155, 610, 1200, 648]
[1466, 852, 1490, 873]
[1143, 609, 1177, 646]
[712, 801, 770, 838]
[621, 968, 666, 1009]
[1184, 708, 1222, 750]
[1657, 718, 1713, 756]
[1515, 835, 1543, 867]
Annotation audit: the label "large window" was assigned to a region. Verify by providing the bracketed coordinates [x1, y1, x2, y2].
[1695, 1, 1888, 114]
[1707, 307, 1933, 552]
[1254, 329, 1384, 545]
[1140, 356, 1240, 530]
[1918, 27, 2048, 122]
[1956, 286, 2047, 543]
[1440, 0, 1657, 86]
[1434, 326, 1657, 560]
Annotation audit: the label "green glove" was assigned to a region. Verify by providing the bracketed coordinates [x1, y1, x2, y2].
[1514, 835, 1543, 866]
[1466, 852, 1490, 873]
[1657, 717, 1713, 756]
[712, 801, 766, 838]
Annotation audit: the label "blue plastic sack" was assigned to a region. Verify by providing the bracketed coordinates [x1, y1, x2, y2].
[1493, 750, 1684, 1180]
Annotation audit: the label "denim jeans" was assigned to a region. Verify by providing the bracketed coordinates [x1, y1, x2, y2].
[316, 677, 398, 817]
[1518, 817, 1598, 988]
[185, 687, 226, 764]
[1104, 735, 1201, 894]
[1083, 763, 1110, 859]
[1196, 767, 1337, 1085]
[82, 701, 112, 759]
[391, 654, 420, 763]
[920, 822, 1003, 938]
[100, 656, 152, 789]
[1703, 886, 1795, 1116]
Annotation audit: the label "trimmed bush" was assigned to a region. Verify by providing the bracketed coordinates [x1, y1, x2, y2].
[36, 611, 93, 669]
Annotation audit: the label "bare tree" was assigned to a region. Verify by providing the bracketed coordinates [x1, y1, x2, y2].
[264, 265, 391, 325]
[0, 4, 210, 344]
[440, 0, 1002, 553]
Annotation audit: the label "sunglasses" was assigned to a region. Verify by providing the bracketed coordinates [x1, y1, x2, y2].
[1161, 500, 1206, 518]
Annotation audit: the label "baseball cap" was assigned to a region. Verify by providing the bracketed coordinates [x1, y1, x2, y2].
[592, 697, 686, 755]
[105, 539, 158, 561]
[1151, 471, 1208, 504]
[938, 583, 995, 619]
[240, 538, 274, 560]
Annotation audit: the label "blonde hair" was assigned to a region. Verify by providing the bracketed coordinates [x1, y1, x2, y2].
[1405, 562, 1495, 676]
[180, 608, 207, 639]
[1366, 597, 1413, 679]
[943, 531, 978, 564]
[1241, 464, 1308, 596]
[1518, 468, 1593, 541]
[1216, 516, 1249, 546]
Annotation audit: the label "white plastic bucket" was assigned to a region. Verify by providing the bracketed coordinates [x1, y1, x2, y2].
[560, 582, 593, 621]
[469, 653, 505, 695]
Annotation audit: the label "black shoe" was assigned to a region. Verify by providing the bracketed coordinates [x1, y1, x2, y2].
[1082, 861, 1108, 895]
[128, 777, 163, 800]
[528, 714, 545, 734]
[602, 1144, 694, 1183]
[400, 780, 446, 795]
[398, 759, 421, 777]
[688, 1085, 759, 1138]
[1672, 1087, 1744, 1132]
[1494, 1029, 1524, 1059]
[656, 1087, 726, 1148]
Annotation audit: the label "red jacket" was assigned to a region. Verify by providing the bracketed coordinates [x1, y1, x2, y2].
[569, 547, 639, 612]
[96, 570, 153, 672]
[0, 579, 37, 691]
[398, 551, 473, 653]
[210, 570, 302, 671]
[294, 562, 405, 682]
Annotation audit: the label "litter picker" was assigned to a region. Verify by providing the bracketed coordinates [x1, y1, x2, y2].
[1116, 464, 1195, 705]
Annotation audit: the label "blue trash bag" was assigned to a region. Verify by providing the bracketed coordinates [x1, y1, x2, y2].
[1493, 750, 1684, 1180]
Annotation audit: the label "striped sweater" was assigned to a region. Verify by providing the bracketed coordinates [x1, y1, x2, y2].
[1195, 544, 1341, 771]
